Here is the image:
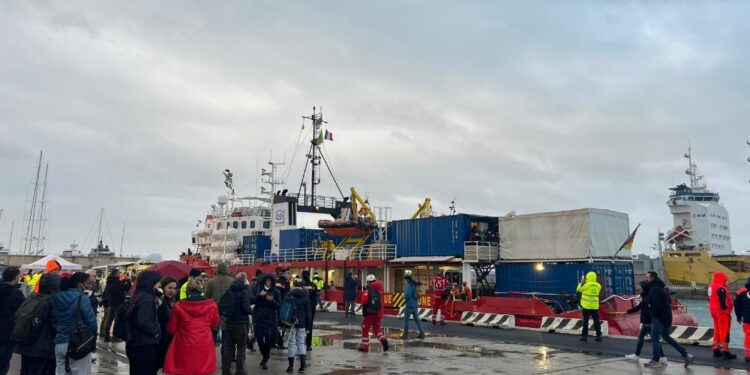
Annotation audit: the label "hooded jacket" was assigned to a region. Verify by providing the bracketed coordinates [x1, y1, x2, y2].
[0, 282, 25, 344]
[301, 271, 319, 306]
[225, 279, 253, 325]
[164, 295, 219, 375]
[253, 274, 280, 337]
[287, 287, 312, 330]
[576, 272, 602, 310]
[14, 274, 60, 358]
[645, 277, 672, 326]
[128, 270, 162, 347]
[206, 263, 233, 305]
[360, 281, 385, 318]
[344, 273, 359, 301]
[626, 281, 653, 325]
[709, 271, 733, 313]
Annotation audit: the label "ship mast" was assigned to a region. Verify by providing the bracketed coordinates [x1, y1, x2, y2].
[298, 107, 345, 207]
[23, 151, 43, 255]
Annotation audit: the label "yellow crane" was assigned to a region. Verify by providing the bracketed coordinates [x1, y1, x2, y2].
[411, 198, 432, 219]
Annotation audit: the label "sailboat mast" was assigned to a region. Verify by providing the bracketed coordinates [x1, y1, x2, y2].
[97, 208, 104, 244]
[8, 221, 14, 252]
[35, 162, 49, 254]
[119, 223, 126, 257]
[24, 151, 43, 255]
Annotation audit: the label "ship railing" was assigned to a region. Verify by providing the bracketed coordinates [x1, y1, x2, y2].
[233, 254, 256, 265]
[288, 193, 340, 210]
[463, 241, 500, 263]
[345, 244, 397, 261]
[263, 248, 329, 262]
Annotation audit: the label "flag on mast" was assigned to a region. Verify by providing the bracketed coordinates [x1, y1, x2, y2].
[618, 223, 641, 251]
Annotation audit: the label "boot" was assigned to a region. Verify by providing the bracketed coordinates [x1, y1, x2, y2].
[723, 351, 737, 360]
[299, 355, 307, 372]
[381, 338, 389, 352]
[286, 357, 294, 373]
[358, 344, 368, 352]
[260, 357, 268, 370]
[713, 349, 723, 357]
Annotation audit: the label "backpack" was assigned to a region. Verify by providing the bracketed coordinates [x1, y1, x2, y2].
[412, 283, 422, 301]
[365, 287, 382, 315]
[219, 289, 238, 317]
[67, 295, 96, 360]
[11, 294, 51, 344]
[279, 295, 297, 327]
[113, 294, 141, 341]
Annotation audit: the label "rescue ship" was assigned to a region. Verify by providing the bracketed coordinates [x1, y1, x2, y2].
[182, 107, 698, 337]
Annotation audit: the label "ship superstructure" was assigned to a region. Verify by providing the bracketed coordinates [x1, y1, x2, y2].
[665, 147, 732, 255]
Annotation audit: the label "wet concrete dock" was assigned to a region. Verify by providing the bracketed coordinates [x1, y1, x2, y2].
[9, 311, 749, 374]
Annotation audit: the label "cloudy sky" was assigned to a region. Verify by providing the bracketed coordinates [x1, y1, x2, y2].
[1, 2, 748, 259]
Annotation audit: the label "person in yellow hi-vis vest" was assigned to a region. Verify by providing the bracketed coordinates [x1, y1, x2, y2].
[576, 271, 602, 342]
[312, 272, 325, 310]
[180, 268, 204, 300]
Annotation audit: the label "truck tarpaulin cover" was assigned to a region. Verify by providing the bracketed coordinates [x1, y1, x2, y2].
[499, 208, 630, 260]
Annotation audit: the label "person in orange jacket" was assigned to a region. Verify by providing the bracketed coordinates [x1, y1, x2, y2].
[34, 259, 61, 293]
[708, 271, 737, 359]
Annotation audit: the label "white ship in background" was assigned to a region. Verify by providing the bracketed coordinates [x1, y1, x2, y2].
[665, 146, 732, 255]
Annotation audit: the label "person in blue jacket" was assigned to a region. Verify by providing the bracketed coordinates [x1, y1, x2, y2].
[53, 271, 98, 375]
[401, 272, 425, 339]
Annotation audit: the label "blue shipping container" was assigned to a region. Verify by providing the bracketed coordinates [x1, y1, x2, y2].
[279, 228, 324, 250]
[389, 214, 496, 257]
[495, 262, 635, 310]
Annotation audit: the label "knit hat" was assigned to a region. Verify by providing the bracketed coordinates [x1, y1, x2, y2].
[46, 259, 61, 273]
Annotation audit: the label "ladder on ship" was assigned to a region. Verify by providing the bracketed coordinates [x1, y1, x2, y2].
[473, 264, 494, 297]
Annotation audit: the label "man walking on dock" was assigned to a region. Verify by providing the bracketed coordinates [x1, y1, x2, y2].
[576, 271, 602, 342]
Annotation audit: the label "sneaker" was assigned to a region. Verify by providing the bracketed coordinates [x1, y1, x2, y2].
[624, 354, 639, 361]
[399, 333, 409, 340]
[417, 333, 425, 339]
[713, 349, 723, 357]
[684, 353, 695, 368]
[659, 356, 668, 364]
[594, 336, 602, 342]
[644, 360, 665, 368]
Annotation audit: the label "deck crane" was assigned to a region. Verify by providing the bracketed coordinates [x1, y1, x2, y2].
[411, 198, 433, 219]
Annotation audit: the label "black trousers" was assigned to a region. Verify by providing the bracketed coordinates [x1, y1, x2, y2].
[306, 307, 316, 347]
[222, 323, 248, 375]
[125, 344, 157, 375]
[581, 309, 602, 337]
[20, 356, 56, 375]
[257, 333, 276, 362]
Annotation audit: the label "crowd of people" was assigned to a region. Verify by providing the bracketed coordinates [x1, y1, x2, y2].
[0, 260, 335, 375]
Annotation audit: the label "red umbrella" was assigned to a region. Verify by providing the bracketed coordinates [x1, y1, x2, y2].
[148, 260, 193, 280]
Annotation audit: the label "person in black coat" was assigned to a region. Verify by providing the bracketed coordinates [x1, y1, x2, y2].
[254, 274, 280, 370]
[644, 274, 694, 368]
[0, 267, 26, 375]
[301, 270, 319, 351]
[625, 280, 663, 361]
[275, 269, 291, 349]
[286, 280, 312, 373]
[125, 270, 162, 375]
[15, 273, 60, 375]
[155, 276, 178, 371]
[221, 273, 253, 375]
[344, 272, 360, 317]
[102, 269, 129, 341]
[733, 278, 750, 361]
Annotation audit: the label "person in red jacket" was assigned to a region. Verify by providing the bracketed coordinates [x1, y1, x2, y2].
[431, 272, 450, 325]
[709, 271, 737, 359]
[358, 275, 389, 353]
[164, 277, 220, 375]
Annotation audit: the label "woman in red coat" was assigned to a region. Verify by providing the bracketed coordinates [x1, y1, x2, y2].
[163, 277, 219, 375]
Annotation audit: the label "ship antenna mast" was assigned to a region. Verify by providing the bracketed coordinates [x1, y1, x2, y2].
[299, 106, 345, 206]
